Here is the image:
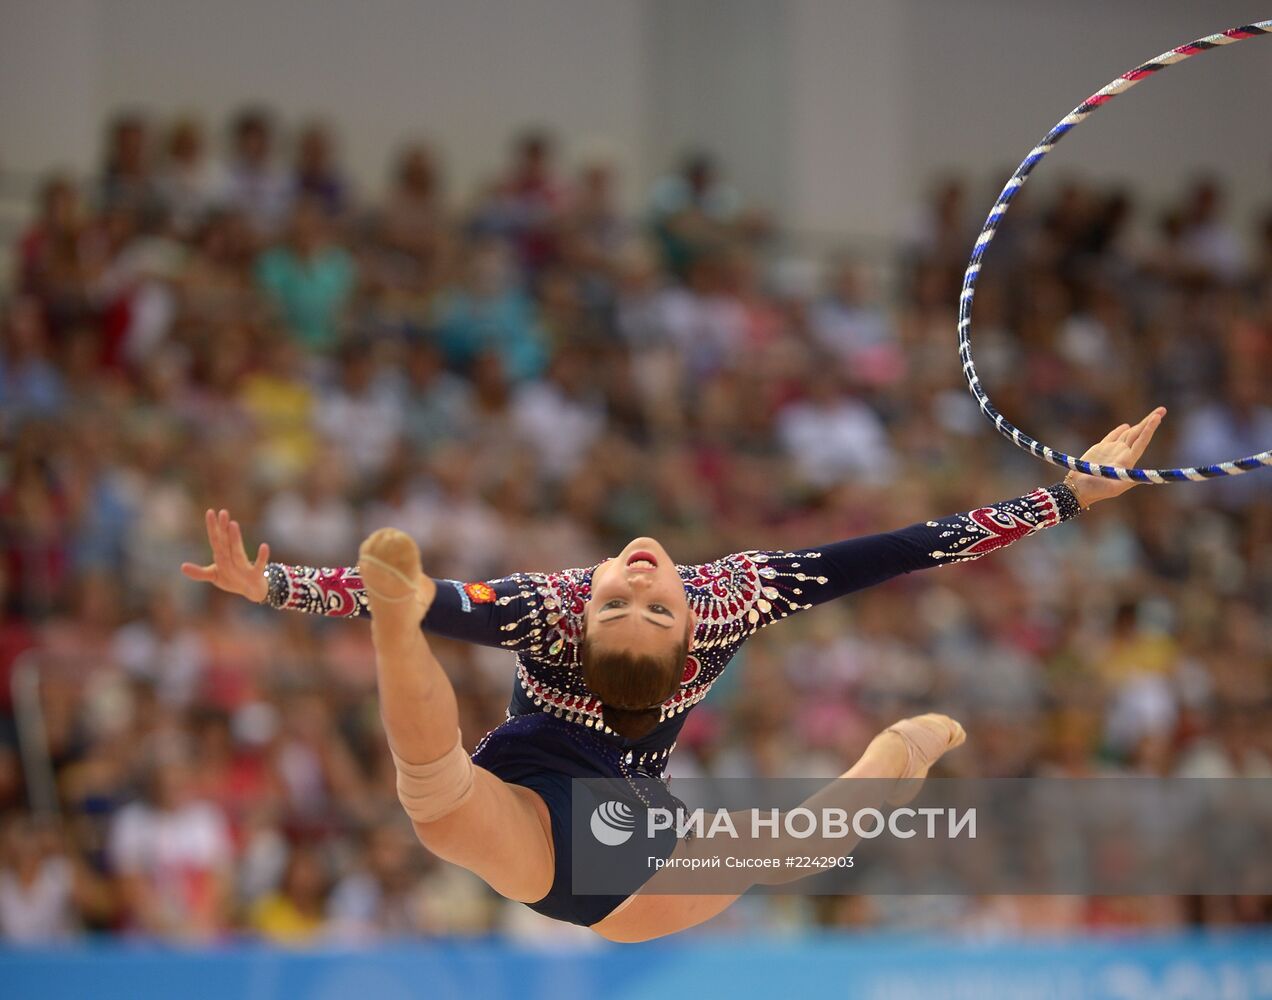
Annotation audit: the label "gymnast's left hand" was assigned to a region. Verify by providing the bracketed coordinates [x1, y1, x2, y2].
[1065, 407, 1167, 507]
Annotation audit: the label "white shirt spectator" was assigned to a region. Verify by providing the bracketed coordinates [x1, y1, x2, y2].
[0, 857, 77, 943]
[1104, 673, 1179, 754]
[326, 872, 416, 942]
[223, 165, 293, 236]
[810, 298, 892, 365]
[314, 380, 403, 480]
[158, 161, 225, 236]
[511, 381, 604, 480]
[777, 394, 895, 487]
[112, 615, 207, 708]
[1177, 400, 1272, 509]
[1179, 220, 1245, 282]
[110, 800, 232, 894]
[263, 486, 358, 566]
[360, 490, 445, 552]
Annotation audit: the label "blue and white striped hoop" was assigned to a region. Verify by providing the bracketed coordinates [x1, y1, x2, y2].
[959, 20, 1272, 483]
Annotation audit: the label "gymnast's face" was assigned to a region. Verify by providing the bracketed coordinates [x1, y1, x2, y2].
[585, 537, 695, 657]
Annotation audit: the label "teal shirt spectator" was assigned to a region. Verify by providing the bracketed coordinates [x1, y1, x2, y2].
[433, 286, 548, 382]
[256, 244, 355, 352]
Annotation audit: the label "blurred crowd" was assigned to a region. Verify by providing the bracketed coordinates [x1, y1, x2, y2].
[1, 107, 1270, 945]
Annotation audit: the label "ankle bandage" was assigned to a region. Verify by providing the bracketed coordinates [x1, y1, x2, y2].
[392, 730, 475, 823]
[884, 718, 959, 780]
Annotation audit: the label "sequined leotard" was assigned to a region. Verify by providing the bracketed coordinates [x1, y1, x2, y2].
[263, 482, 1081, 923]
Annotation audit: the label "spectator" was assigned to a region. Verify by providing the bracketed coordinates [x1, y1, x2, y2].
[648, 152, 742, 278]
[776, 370, 896, 487]
[109, 759, 233, 941]
[223, 107, 292, 236]
[475, 128, 567, 275]
[292, 121, 349, 218]
[510, 350, 605, 480]
[262, 458, 357, 565]
[312, 341, 403, 479]
[0, 816, 110, 943]
[15, 176, 102, 328]
[565, 158, 626, 257]
[1178, 177, 1244, 283]
[375, 142, 451, 291]
[238, 335, 318, 485]
[111, 591, 207, 708]
[398, 338, 474, 455]
[434, 240, 548, 381]
[1177, 367, 1272, 509]
[97, 113, 158, 216]
[327, 824, 420, 941]
[256, 198, 356, 351]
[809, 256, 899, 383]
[249, 843, 331, 944]
[157, 118, 223, 236]
[0, 297, 65, 417]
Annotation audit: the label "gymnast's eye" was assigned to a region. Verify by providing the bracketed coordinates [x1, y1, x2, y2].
[601, 599, 626, 611]
[648, 603, 671, 616]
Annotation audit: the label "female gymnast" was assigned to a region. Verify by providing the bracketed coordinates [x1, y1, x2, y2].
[183, 407, 1163, 941]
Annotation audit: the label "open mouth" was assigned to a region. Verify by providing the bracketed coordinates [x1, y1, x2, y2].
[626, 550, 658, 571]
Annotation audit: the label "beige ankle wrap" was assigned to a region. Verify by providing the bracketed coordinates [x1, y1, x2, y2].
[392, 730, 475, 823]
[884, 717, 961, 780]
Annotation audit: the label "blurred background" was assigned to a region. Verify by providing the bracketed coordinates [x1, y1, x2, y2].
[1, 1, 1270, 997]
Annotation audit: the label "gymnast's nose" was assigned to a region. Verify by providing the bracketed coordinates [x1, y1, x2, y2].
[626, 571, 653, 590]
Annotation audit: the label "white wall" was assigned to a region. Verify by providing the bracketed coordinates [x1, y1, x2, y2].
[786, 1, 909, 244]
[782, 0, 1272, 240]
[0, 0, 103, 175]
[897, 0, 1272, 234]
[2, 0, 651, 206]
[2, 0, 1270, 236]
[646, 0, 790, 220]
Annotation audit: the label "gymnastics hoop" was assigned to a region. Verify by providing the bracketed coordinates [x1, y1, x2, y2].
[958, 20, 1272, 483]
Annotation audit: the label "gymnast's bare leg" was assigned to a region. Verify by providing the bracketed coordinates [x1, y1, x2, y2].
[358, 528, 554, 904]
[592, 714, 965, 942]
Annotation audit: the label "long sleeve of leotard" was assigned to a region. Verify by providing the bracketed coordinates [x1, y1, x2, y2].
[263, 561, 592, 667]
[785, 482, 1081, 601]
[683, 483, 1082, 655]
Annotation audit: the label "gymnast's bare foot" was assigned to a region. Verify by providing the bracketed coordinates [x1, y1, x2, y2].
[358, 528, 437, 628]
[875, 713, 966, 806]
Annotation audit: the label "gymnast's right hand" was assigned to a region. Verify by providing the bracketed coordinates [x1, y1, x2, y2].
[180, 508, 271, 603]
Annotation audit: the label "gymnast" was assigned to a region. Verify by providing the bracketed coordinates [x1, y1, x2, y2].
[182, 407, 1163, 941]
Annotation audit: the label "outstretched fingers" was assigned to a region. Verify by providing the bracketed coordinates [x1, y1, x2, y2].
[210, 509, 250, 569]
[203, 508, 221, 555]
[184, 509, 224, 583]
[1126, 406, 1166, 460]
[227, 519, 254, 571]
[208, 509, 230, 564]
[180, 561, 217, 582]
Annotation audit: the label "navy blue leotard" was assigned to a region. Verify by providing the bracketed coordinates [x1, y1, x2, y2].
[265, 483, 1082, 924]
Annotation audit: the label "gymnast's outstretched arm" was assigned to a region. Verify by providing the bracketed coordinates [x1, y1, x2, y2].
[775, 408, 1167, 598]
[681, 409, 1166, 648]
[181, 507, 575, 658]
